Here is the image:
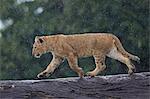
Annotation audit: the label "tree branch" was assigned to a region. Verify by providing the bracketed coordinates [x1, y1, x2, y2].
[0, 72, 150, 99]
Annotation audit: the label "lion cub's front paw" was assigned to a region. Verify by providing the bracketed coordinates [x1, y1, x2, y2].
[37, 71, 50, 78]
[86, 72, 96, 77]
[128, 69, 134, 76]
[78, 71, 84, 78]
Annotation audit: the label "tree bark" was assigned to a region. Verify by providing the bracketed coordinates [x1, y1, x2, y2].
[0, 72, 150, 99]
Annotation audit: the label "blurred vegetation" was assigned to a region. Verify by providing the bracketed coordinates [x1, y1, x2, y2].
[0, 0, 149, 80]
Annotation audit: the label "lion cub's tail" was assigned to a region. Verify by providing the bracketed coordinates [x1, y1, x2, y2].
[112, 35, 140, 63]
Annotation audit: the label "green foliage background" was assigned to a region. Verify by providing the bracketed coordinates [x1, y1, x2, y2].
[0, 0, 149, 80]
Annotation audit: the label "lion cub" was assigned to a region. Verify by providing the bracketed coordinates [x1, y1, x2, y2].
[32, 33, 140, 78]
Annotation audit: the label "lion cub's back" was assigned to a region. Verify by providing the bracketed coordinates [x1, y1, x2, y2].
[65, 33, 114, 46]
[64, 33, 114, 56]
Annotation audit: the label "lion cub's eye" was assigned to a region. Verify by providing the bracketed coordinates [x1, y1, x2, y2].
[34, 47, 36, 48]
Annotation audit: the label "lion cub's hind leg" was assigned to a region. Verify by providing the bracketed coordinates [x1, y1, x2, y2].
[87, 55, 106, 77]
[107, 47, 135, 75]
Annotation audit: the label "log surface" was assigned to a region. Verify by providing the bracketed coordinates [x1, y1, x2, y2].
[0, 72, 150, 99]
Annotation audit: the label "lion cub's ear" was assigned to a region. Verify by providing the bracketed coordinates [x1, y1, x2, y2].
[35, 36, 44, 43]
[39, 38, 44, 43]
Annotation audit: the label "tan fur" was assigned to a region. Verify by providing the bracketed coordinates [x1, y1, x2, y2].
[32, 33, 140, 78]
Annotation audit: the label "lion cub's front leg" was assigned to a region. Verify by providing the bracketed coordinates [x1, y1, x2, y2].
[37, 55, 63, 78]
[67, 53, 84, 78]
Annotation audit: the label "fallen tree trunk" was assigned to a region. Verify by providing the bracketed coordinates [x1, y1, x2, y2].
[0, 72, 150, 99]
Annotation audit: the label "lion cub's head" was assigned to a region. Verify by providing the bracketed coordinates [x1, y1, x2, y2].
[32, 36, 47, 58]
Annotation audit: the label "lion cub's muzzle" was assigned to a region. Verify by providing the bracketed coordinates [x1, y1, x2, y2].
[34, 53, 41, 58]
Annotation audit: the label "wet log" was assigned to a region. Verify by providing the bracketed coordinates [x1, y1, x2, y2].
[0, 72, 150, 99]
